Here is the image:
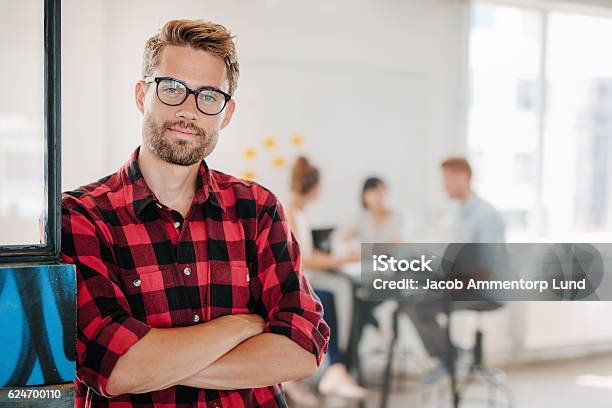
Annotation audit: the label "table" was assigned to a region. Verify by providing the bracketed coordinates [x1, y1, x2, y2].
[337, 263, 461, 408]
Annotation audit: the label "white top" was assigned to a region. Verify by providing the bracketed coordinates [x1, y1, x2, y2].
[286, 204, 313, 256]
[354, 209, 403, 243]
[285, 202, 322, 282]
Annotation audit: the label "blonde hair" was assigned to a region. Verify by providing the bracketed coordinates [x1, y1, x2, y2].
[143, 19, 239, 95]
[291, 156, 320, 195]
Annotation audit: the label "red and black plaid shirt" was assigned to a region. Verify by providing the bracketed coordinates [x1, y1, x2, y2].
[61, 147, 329, 408]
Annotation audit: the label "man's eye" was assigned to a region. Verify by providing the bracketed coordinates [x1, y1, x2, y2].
[199, 92, 217, 104]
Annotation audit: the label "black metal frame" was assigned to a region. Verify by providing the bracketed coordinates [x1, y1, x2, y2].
[0, 0, 61, 264]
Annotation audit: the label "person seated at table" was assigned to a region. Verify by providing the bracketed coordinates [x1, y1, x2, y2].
[405, 157, 506, 371]
[283, 156, 367, 405]
[339, 177, 404, 335]
[442, 157, 505, 243]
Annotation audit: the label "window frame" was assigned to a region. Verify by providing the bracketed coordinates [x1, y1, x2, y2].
[0, 0, 61, 264]
[468, 0, 612, 240]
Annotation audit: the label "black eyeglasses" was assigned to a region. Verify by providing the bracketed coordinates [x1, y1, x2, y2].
[144, 76, 232, 116]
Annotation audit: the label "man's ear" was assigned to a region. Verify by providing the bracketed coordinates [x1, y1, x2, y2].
[135, 80, 146, 114]
[220, 99, 236, 129]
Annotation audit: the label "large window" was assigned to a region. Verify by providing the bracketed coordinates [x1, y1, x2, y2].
[0, 0, 61, 262]
[468, 1, 612, 241]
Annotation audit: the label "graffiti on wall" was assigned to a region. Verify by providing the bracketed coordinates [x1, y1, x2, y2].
[0, 264, 76, 386]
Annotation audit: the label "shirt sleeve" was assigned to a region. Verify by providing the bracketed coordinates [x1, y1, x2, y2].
[251, 191, 330, 365]
[61, 197, 151, 397]
[477, 209, 506, 243]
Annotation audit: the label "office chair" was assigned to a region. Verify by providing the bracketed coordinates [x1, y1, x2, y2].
[444, 243, 514, 408]
[378, 243, 515, 408]
[457, 306, 512, 408]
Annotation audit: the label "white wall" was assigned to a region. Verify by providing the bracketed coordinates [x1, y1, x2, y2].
[62, 0, 109, 190]
[62, 0, 469, 239]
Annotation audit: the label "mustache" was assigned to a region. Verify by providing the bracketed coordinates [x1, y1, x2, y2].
[163, 120, 205, 136]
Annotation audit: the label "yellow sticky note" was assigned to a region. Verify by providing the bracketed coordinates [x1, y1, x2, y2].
[272, 156, 286, 168]
[263, 137, 277, 149]
[290, 134, 304, 147]
[243, 148, 257, 160]
[243, 170, 257, 180]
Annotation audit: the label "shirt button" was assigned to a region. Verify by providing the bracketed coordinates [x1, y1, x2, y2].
[183, 267, 192, 276]
[174, 221, 181, 228]
[193, 314, 200, 323]
[133, 278, 141, 287]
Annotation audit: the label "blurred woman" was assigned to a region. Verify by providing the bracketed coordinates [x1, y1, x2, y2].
[344, 177, 403, 244]
[283, 156, 367, 405]
[340, 177, 403, 343]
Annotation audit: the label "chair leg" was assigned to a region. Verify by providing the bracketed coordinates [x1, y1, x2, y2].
[474, 328, 483, 368]
[380, 307, 399, 408]
[460, 319, 515, 408]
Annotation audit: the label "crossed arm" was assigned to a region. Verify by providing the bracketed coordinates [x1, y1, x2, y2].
[106, 314, 317, 396]
[64, 192, 327, 397]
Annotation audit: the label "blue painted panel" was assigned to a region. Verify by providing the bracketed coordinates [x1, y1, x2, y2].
[0, 264, 76, 386]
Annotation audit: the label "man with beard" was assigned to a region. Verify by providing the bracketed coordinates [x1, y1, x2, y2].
[61, 20, 329, 408]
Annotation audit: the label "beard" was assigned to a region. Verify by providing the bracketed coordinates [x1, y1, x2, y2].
[143, 115, 219, 166]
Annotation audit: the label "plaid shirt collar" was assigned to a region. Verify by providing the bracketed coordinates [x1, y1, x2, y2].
[121, 147, 225, 221]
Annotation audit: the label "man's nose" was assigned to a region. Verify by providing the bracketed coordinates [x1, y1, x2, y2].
[175, 93, 199, 120]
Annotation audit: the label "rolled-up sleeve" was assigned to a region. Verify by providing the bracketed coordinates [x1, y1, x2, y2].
[252, 191, 330, 365]
[61, 198, 151, 397]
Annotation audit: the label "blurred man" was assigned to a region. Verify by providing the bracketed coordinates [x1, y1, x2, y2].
[441, 157, 505, 243]
[61, 19, 328, 408]
[405, 157, 506, 372]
